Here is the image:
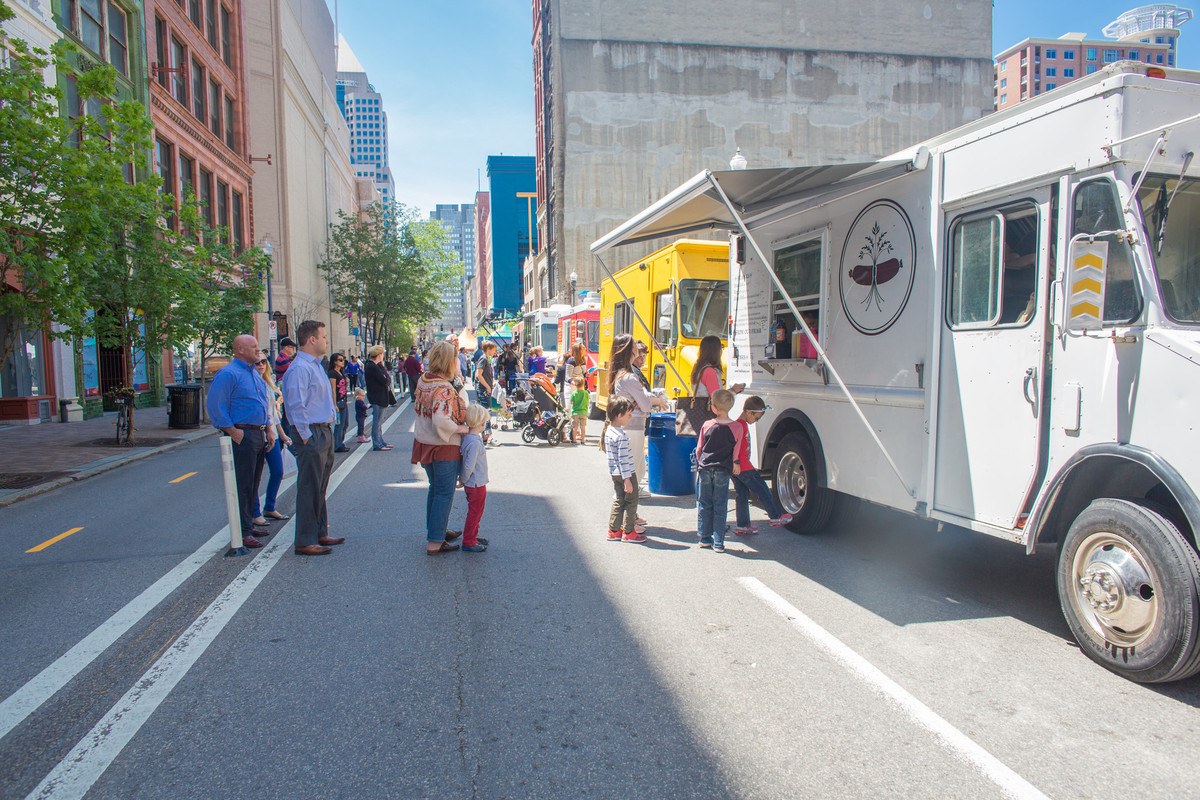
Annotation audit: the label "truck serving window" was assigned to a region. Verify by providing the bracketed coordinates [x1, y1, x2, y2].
[1073, 179, 1142, 324]
[677, 279, 729, 339]
[1136, 174, 1200, 324]
[771, 237, 822, 316]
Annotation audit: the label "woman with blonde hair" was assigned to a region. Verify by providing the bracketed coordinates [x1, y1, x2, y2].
[411, 340, 469, 554]
[252, 354, 292, 525]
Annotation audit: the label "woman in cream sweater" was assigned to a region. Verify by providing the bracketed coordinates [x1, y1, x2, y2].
[411, 340, 469, 554]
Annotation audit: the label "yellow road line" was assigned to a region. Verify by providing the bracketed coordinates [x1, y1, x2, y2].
[27, 527, 85, 554]
[169, 472, 198, 484]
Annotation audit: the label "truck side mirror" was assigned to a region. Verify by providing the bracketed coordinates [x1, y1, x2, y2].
[1065, 239, 1109, 333]
[658, 315, 672, 332]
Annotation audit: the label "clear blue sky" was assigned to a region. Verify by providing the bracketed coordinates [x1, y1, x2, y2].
[334, 1, 1197, 216]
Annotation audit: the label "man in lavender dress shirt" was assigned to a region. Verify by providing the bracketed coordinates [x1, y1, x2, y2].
[281, 320, 344, 556]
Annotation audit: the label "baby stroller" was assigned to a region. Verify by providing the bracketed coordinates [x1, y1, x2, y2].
[520, 373, 570, 446]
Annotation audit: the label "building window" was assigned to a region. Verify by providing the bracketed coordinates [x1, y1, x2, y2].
[1000, 77, 1008, 88]
[178, 153, 195, 201]
[189, 0, 202, 28]
[1086, 65, 1097, 74]
[1064, 68, 1075, 77]
[171, 37, 188, 105]
[1129, 49, 1139, 60]
[224, 94, 235, 151]
[191, 58, 206, 121]
[1046, 67, 1056, 77]
[1046, 83, 1056, 90]
[106, 4, 127, 76]
[999, 59, 1007, 71]
[1158, 53, 1165, 64]
[156, 137, 176, 227]
[209, 79, 221, 135]
[1064, 49, 1075, 60]
[231, 190, 244, 251]
[206, 0, 218, 49]
[220, 5, 232, 67]
[1046, 48, 1057, 59]
[1169, 54, 1175, 66]
[198, 168, 213, 227]
[1104, 49, 1120, 62]
[1156, 36, 1165, 44]
[216, 179, 229, 236]
[1086, 47, 1097, 60]
[79, 0, 103, 54]
[0, 317, 45, 398]
[154, 16, 169, 88]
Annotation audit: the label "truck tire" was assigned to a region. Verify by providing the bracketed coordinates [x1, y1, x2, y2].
[771, 432, 834, 534]
[1056, 498, 1200, 683]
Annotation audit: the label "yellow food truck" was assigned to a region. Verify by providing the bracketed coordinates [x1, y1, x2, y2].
[595, 239, 730, 416]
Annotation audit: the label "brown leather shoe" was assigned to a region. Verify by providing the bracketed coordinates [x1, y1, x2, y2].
[294, 544, 332, 556]
[318, 536, 346, 546]
[243, 535, 264, 549]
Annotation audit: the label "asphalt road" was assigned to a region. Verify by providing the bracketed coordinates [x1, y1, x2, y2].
[1, 398, 1197, 799]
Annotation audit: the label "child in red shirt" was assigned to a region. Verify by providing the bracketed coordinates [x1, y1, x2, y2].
[732, 395, 793, 535]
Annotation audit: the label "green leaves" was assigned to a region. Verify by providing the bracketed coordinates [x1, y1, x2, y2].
[318, 202, 463, 349]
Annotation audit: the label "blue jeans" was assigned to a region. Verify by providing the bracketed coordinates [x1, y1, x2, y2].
[370, 403, 387, 449]
[696, 467, 731, 548]
[423, 459, 461, 543]
[333, 405, 349, 449]
[734, 469, 783, 527]
[254, 437, 284, 516]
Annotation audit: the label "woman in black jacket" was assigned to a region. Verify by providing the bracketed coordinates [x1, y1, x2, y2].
[364, 344, 395, 451]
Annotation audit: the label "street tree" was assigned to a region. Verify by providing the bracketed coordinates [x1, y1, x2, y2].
[319, 202, 461, 353]
[62, 65, 206, 443]
[174, 198, 268, 423]
[0, 6, 84, 374]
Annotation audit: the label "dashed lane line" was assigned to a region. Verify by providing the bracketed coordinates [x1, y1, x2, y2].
[25, 528, 85, 554]
[737, 576, 1050, 800]
[168, 472, 198, 484]
[24, 404, 408, 800]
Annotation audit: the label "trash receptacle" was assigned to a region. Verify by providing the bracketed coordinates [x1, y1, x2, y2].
[166, 383, 201, 429]
[647, 411, 697, 495]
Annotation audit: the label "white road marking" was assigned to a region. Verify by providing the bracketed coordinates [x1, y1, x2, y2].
[25, 405, 408, 800]
[737, 576, 1050, 800]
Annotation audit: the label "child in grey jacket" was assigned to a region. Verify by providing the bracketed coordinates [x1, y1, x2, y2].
[459, 404, 490, 553]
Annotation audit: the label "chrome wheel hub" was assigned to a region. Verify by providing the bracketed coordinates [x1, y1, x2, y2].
[1070, 531, 1159, 648]
[776, 451, 808, 515]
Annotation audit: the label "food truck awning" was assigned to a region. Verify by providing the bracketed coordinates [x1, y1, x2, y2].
[589, 157, 920, 255]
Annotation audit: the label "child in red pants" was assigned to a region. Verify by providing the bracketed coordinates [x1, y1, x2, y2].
[459, 404, 490, 553]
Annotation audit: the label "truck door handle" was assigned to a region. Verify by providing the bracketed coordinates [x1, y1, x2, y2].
[1023, 366, 1038, 408]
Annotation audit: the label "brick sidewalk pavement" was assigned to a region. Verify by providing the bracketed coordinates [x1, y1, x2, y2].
[0, 406, 216, 507]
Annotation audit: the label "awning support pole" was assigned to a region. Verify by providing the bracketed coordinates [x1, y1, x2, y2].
[707, 173, 916, 499]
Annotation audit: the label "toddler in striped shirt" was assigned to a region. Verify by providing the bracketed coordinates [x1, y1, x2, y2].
[599, 396, 646, 543]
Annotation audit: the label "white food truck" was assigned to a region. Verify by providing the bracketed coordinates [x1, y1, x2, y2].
[591, 63, 1200, 683]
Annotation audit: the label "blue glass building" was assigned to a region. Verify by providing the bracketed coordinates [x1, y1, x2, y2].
[486, 156, 536, 315]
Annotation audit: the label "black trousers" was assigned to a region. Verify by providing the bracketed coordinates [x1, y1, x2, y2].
[294, 423, 335, 547]
[232, 428, 267, 536]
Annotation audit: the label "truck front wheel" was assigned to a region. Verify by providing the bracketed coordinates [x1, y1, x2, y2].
[771, 432, 834, 534]
[1057, 498, 1200, 683]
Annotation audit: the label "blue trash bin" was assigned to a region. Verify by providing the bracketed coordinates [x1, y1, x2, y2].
[647, 412, 697, 495]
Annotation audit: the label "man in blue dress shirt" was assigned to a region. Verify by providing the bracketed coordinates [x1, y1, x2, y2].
[282, 320, 344, 556]
[207, 334, 274, 549]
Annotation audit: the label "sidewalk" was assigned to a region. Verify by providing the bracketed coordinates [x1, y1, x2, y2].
[0, 407, 217, 508]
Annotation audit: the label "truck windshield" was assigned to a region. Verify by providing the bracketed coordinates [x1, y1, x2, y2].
[677, 279, 729, 339]
[540, 323, 558, 351]
[1138, 175, 1200, 324]
[586, 320, 599, 353]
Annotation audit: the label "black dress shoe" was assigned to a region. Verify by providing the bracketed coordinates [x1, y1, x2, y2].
[334, 447, 350, 453]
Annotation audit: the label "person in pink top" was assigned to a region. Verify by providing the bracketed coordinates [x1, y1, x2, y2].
[731, 395, 793, 535]
[689, 335, 746, 399]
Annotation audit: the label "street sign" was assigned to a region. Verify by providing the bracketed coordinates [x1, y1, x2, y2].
[268, 320, 278, 340]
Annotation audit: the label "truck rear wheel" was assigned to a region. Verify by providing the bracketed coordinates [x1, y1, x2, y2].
[771, 432, 834, 534]
[1057, 498, 1200, 683]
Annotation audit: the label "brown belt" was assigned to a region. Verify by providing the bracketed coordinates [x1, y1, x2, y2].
[233, 423, 267, 431]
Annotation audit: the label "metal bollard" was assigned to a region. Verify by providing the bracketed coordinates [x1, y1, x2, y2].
[220, 436, 247, 557]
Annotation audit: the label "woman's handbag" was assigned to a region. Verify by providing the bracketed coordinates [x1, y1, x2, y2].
[675, 396, 713, 437]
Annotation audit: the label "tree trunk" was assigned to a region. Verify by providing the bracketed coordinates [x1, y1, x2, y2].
[199, 343, 209, 424]
[123, 317, 136, 445]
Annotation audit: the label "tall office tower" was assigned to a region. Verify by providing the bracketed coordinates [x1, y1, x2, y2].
[336, 34, 396, 211]
[531, 0, 994, 303]
[994, 4, 1190, 110]
[429, 204, 476, 332]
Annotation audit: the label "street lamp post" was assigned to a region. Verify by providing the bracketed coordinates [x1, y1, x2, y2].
[569, 270, 577, 303]
[262, 237, 275, 359]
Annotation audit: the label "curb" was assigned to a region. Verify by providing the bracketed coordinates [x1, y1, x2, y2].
[0, 427, 220, 509]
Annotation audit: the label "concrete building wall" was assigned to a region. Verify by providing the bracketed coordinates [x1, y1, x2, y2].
[245, 0, 356, 355]
[539, 0, 995, 297]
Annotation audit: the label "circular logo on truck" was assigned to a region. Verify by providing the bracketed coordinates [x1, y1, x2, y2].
[838, 200, 916, 336]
